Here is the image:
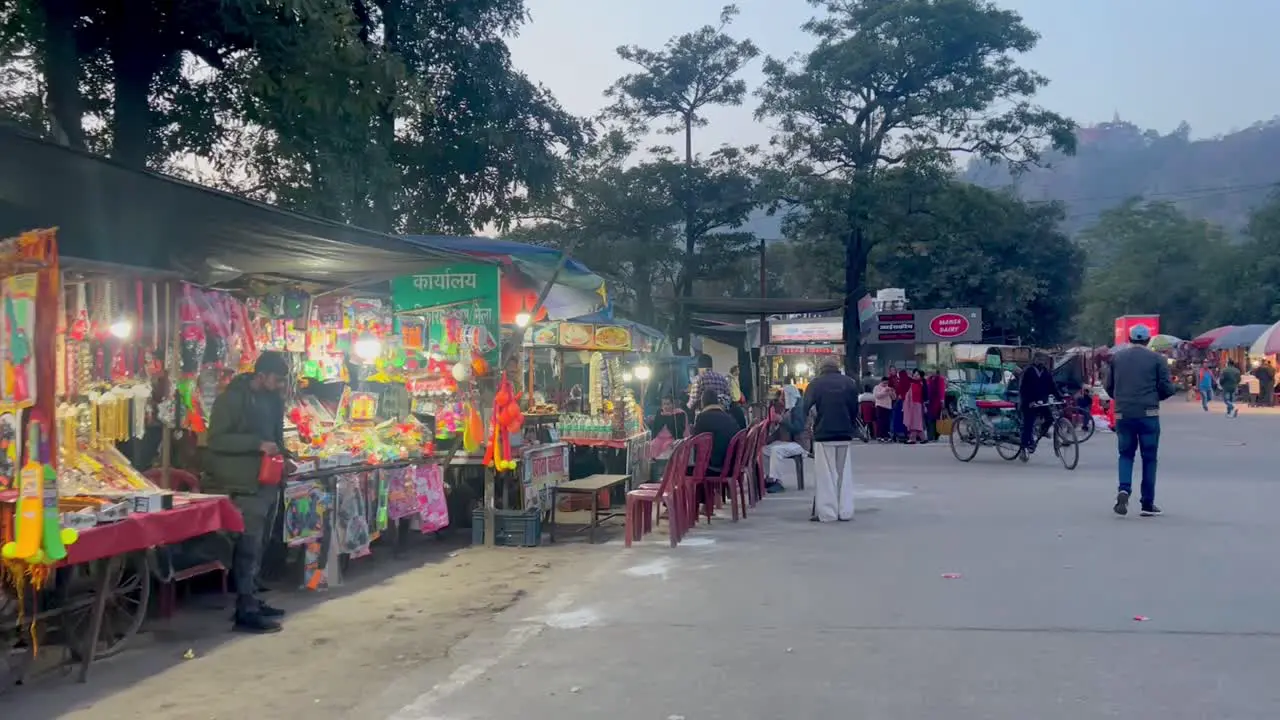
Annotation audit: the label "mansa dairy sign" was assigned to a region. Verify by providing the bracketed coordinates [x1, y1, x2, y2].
[929, 313, 970, 339]
[866, 308, 982, 344]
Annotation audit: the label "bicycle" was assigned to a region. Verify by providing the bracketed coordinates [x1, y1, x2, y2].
[1058, 393, 1096, 443]
[950, 396, 1078, 470]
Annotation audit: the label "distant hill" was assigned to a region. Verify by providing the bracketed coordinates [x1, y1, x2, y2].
[964, 116, 1280, 235]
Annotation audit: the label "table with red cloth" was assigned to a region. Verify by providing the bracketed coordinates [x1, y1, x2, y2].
[64, 496, 244, 565]
[0, 493, 244, 683]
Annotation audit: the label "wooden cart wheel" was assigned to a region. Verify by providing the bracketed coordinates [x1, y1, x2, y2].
[59, 552, 152, 662]
[0, 585, 39, 695]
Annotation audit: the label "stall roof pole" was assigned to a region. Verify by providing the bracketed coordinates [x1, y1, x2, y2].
[160, 281, 174, 489]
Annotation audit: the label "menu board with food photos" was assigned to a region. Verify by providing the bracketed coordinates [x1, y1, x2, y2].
[525, 322, 633, 352]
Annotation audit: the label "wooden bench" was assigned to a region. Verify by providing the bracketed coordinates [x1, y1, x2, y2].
[549, 474, 631, 544]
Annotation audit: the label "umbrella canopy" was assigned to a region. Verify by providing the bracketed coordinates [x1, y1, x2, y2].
[1248, 320, 1280, 356]
[1147, 334, 1182, 352]
[1209, 324, 1270, 350]
[1189, 326, 1236, 349]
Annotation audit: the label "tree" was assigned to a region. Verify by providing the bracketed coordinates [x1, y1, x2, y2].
[757, 0, 1075, 372]
[1075, 200, 1227, 342]
[510, 129, 683, 326]
[607, 4, 760, 350]
[869, 180, 1083, 345]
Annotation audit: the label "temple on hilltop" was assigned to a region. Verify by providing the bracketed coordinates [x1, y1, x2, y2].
[1075, 111, 1144, 149]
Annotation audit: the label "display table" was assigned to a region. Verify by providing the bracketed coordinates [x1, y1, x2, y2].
[64, 497, 243, 566]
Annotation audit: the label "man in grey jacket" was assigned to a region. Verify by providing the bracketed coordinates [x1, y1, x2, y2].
[1105, 324, 1177, 516]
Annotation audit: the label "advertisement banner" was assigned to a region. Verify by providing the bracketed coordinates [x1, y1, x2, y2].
[522, 442, 569, 511]
[1114, 315, 1160, 346]
[768, 318, 843, 344]
[866, 308, 982, 344]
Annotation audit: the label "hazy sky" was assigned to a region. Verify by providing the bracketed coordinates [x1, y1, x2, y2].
[509, 0, 1280, 151]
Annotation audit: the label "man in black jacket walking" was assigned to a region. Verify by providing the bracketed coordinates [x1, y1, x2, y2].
[802, 357, 860, 522]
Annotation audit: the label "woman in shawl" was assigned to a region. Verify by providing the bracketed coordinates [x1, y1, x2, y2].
[903, 369, 929, 444]
[891, 368, 910, 441]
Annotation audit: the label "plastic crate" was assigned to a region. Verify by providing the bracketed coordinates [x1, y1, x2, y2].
[471, 508, 542, 547]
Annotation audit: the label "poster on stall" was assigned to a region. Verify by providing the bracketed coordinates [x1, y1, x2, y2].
[384, 465, 421, 520]
[283, 479, 328, 546]
[0, 405, 17, 491]
[335, 473, 372, 557]
[414, 463, 449, 533]
[1, 274, 37, 408]
[521, 443, 569, 511]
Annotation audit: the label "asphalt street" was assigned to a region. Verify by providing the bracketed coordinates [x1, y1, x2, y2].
[357, 400, 1280, 720]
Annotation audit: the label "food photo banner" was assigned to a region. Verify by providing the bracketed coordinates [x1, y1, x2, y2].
[524, 322, 633, 352]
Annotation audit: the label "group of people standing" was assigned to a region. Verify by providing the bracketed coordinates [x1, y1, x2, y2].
[866, 367, 947, 444]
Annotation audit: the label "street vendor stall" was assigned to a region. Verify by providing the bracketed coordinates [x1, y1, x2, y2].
[0, 229, 246, 688]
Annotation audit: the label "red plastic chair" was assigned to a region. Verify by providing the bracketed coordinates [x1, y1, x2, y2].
[739, 422, 766, 507]
[681, 433, 713, 528]
[626, 436, 697, 547]
[691, 429, 750, 523]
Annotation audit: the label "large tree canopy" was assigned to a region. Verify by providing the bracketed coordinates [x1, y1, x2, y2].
[0, 0, 585, 234]
[756, 0, 1075, 370]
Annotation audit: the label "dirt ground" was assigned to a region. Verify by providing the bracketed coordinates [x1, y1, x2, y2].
[2, 532, 608, 719]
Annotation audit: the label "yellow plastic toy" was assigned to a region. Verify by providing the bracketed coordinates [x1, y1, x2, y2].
[1, 417, 78, 564]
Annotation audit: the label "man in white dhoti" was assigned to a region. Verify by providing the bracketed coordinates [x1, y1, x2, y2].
[802, 357, 860, 522]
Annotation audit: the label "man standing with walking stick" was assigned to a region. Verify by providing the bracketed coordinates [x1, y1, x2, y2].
[1106, 325, 1177, 517]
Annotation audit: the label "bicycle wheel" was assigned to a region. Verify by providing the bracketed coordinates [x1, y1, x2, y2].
[949, 416, 979, 462]
[1076, 412, 1096, 443]
[995, 430, 1022, 461]
[1053, 417, 1079, 470]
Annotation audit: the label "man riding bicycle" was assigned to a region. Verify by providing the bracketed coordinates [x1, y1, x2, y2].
[1018, 353, 1057, 453]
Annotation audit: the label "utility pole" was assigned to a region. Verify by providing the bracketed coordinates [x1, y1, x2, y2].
[757, 237, 767, 409]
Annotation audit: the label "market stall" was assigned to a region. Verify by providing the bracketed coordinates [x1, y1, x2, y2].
[0, 229, 248, 687]
[521, 320, 652, 490]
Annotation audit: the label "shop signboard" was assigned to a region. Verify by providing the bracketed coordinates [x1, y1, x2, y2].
[522, 442, 569, 511]
[391, 263, 500, 365]
[867, 308, 982, 344]
[764, 344, 840, 356]
[1114, 314, 1160, 347]
[768, 318, 843, 344]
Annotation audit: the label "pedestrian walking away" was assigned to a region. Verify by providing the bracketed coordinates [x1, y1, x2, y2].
[803, 356, 860, 522]
[1219, 360, 1241, 417]
[1105, 325, 1177, 517]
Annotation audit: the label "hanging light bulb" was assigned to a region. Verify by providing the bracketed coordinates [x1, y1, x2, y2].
[353, 333, 382, 362]
[108, 317, 133, 339]
[634, 364, 651, 381]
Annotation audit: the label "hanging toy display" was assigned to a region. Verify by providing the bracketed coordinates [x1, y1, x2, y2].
[483, 372, 524, 472]
[178, 285, 207, 374]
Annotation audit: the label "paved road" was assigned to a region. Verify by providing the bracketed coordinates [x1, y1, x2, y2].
[360, 401, 1280, 720]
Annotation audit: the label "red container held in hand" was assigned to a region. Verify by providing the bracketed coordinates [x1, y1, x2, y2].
[258, 453, 284, 486]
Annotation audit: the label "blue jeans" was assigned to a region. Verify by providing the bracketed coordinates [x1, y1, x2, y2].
[1200, 386, 1212, 410]
[1223, 388, 1236, 415]
[1116, 416, 1160, 506]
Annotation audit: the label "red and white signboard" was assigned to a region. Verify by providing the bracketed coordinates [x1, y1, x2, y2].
[929, 313, 970, 339]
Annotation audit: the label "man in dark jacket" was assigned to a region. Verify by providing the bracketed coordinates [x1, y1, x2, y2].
[1018, 353, 1057, 453]
[1105, 325, 1176, 517]
[802, 357, 860, 522]
[206, 351, 291, 633]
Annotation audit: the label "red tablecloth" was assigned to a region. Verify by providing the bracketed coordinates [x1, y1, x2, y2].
[64, 498, 244, 566]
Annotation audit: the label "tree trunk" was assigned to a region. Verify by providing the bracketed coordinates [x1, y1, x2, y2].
[370, 0, 401, 233]
[842, 223, 868, 376]
[633, 260, 656, 326]
[108, 5, 158, 169]
[678, 113, 696, 353]
[40, 0, 86, 149]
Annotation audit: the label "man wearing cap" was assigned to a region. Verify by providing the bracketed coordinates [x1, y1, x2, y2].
[1105, 325, 1177, 517]
[206, 351, 292, 633]
[801, 356, 860, 522]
